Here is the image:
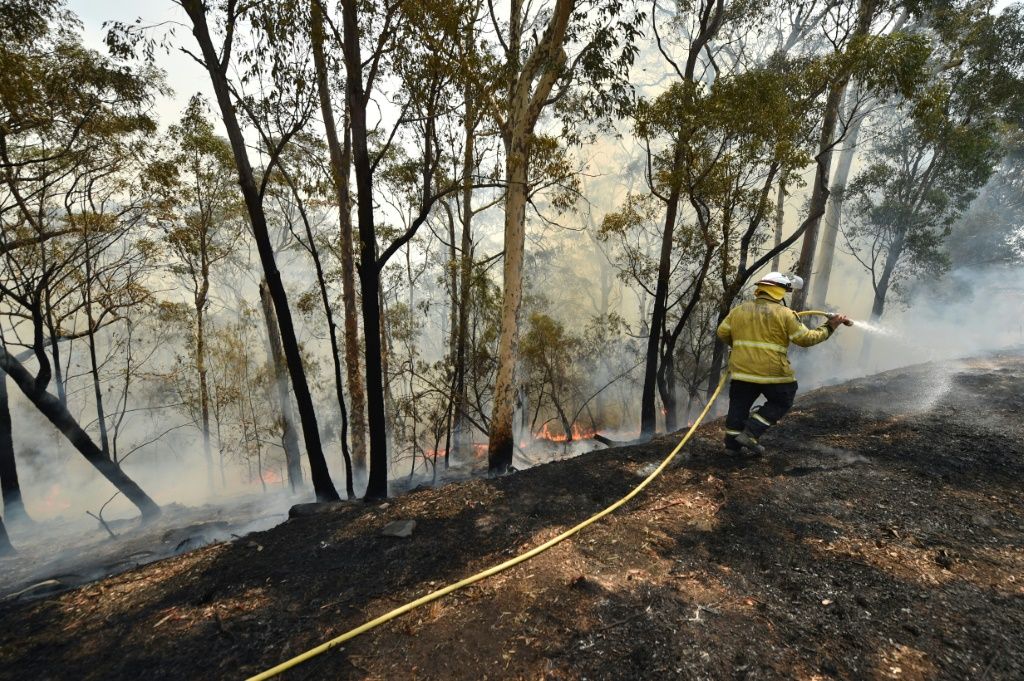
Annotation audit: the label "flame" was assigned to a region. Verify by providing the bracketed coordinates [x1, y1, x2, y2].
[43, 483, 71, 513]
[423, 444, 488, 460]
[534, 422, 597, 442]
[261, 469, 282, 484]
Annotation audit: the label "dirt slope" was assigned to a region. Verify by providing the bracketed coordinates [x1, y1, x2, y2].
[1, 355, 1022, 680]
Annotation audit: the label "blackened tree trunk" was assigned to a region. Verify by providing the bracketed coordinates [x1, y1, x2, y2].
[278, 164, 357, 499]
[0, 371, 29, 523]
[182, 0, 340, 502]
[257, 281, 304, 493]
[195, 292, 214, 490]
[0, 347, 159, 519]
[82, 236, 112, 460]
[0, 514, 12, 556]
[640, 136, 684, 438]
[453, 53, 478, 463]
[339, 0, 389, 499]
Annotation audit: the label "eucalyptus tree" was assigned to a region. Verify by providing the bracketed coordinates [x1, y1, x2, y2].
[842, 4, 1024, 321]
[616, 65, 819, 430]
[458, 0, 645, 473]
[633, 0, 727, 437]
[788, 0, 921, 310]
[150, 95, 243, 491]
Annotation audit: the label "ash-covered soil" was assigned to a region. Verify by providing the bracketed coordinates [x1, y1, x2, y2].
[1, 355, 1022, 680]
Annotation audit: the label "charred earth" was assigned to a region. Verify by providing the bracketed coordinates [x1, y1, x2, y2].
[1, 355, 1022, 680]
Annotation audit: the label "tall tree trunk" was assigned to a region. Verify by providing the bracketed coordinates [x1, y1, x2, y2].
[258, 281, 304, 493]
[791, 80, 847, 310]
[453, 78, 476, 464]
[640, 137, 684, 438]
[487, 141, 529, 473]
[810, 86, 864, 310]
[488, 0, 573, 473]
[0, 371, 29, 523]
[82, 235, 111, 459]
[0, 348, 160, 519]
[445, 204, 458, 469]
[339, 0, 389, 499]
[278, 163, 357, 499]
[182, 0, 340, 502]
[311, 0, 368, 474]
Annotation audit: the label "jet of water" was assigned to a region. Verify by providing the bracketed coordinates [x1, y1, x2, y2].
[851, 319, 898, 337]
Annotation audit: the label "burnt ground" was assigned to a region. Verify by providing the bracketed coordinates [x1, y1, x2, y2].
[1, 354, 1023, 680]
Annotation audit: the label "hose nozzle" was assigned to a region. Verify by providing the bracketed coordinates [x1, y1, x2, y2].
[824, 312, 854, 326]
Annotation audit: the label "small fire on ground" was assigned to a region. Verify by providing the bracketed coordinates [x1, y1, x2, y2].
[423, 443, 490, 460]
[533, 422, 597, 443]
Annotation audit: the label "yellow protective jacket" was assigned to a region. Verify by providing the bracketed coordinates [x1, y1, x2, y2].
[716, 294, 833, 384]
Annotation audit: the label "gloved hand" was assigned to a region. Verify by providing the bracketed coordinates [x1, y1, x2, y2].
[827, 313, 852, 329]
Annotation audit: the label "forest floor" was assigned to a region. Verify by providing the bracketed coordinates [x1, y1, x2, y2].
[1, 354, 1023, 680]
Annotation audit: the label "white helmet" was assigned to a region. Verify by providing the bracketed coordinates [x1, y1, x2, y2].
[757, 272, 804, 292]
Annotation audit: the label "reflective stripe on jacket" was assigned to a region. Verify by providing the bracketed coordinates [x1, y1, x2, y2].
[715, 296, 833, 384]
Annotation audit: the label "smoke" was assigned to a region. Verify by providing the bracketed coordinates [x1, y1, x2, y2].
[794, 265, 1024, 389]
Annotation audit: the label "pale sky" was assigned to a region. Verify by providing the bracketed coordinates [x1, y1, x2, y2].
[71, 0, 214, 129]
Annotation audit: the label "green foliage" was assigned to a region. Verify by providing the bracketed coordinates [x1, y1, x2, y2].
[843, 3, 1024, 306]
[149, 95, 244, 301]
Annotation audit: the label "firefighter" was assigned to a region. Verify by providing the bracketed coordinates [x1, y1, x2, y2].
[716, 272, 851, 455]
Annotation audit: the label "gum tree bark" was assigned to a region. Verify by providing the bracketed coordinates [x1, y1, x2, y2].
[810, 85, 866, 310]
[487, 0, 572, 473]
[771, 172, 786, 271]
[791, 1, 877, 310]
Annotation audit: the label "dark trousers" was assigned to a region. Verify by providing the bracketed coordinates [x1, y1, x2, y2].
[724, 380, 798, 450]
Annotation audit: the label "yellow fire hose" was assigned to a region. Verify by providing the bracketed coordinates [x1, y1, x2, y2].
[246, 310, 831, 680]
